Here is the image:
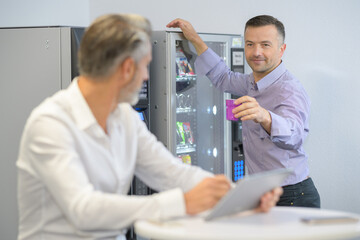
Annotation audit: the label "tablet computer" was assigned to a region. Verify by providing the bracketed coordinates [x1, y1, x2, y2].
[204, 168, 293, 221]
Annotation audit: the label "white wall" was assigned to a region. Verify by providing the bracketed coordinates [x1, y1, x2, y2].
[0, 0, 90, 27]
[90, 0, 360, 213]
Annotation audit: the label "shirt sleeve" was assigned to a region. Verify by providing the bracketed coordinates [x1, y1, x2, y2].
[195, 48, 249, 97]
[133, 110, 213, 193]
[259, 86, 310, 150]
[21, 112, 210, 234]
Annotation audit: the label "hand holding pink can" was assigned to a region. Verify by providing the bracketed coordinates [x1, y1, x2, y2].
[226, 99, 241, 121]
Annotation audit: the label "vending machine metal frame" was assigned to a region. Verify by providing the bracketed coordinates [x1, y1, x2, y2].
[149, 31, 244, 178]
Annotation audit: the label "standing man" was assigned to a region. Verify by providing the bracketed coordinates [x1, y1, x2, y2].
[167, 15, 320, 208]
[17, 14, 282, 240]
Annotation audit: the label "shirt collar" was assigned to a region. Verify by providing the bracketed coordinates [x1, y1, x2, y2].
[68, 77, 98, 131]
[254, 61, 287, 91]
[68, 78, 128, 133]
[108, 104, 123, 128]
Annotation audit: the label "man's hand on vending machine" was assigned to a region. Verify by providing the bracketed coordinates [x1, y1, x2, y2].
[184, 175, 231, 215]
[166, 18, 208, 55]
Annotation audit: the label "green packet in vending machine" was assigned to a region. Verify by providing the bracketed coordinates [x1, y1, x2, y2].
[182, 122, 194, 144]
[176, 121, 186, 144]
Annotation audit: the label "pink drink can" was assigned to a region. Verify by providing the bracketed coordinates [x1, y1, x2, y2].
[226, 99, 240, 121]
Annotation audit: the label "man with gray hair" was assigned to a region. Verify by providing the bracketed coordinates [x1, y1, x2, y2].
[17, 14, 282, 240]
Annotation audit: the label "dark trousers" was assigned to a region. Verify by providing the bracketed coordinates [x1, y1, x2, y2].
[277, 177, 321, 208]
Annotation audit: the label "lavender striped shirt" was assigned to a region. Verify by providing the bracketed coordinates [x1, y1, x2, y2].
[195, 48, 310, 186]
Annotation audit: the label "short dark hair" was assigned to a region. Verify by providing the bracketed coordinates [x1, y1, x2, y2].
[245, 15, 285, 44]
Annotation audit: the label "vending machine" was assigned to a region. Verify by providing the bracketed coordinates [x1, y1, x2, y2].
[149, 31, 245, 179]
[130, 81, 154, 197]
[0, 26, 85, 240]
[230, 48, 246, 181]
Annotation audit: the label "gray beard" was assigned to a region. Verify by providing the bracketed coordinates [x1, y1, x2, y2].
[129, 92, 140, 106]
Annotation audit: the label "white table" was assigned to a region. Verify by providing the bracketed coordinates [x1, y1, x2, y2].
[134, 207, 360, 240]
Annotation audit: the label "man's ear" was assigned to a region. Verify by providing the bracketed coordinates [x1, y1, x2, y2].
[118, 57, 135, 85]
[279, 43, 286, 57]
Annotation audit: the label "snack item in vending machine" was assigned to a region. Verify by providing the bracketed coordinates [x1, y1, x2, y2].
[176, 121, 186, 144]
[178, 154, 191, 165]
[182, 122, 194, 144]
[176, 49, 195, 76]
[176, 57, 186, 76]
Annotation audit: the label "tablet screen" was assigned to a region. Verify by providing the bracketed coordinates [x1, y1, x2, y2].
[205, 168, 293, 221]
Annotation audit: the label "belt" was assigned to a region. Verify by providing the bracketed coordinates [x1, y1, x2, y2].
[283, 176, 310, 188]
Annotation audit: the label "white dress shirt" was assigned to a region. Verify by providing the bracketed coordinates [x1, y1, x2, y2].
[17, 78, 212, 240]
